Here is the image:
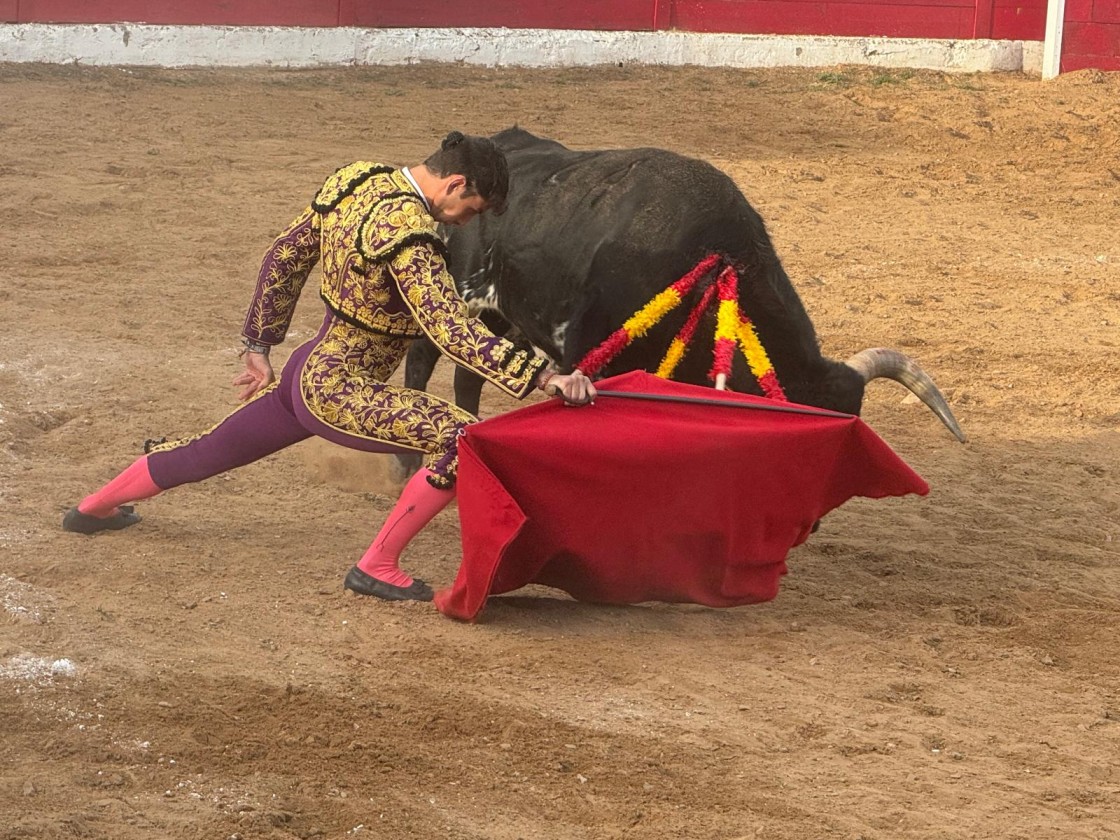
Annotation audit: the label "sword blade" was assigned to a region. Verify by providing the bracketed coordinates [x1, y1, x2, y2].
[593, 390, 852, 419]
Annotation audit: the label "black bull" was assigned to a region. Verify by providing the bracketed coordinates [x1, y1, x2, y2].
[397, 127, 964, 477]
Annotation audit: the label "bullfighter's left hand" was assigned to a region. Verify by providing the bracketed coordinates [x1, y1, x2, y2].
[233, 350, 276, 402]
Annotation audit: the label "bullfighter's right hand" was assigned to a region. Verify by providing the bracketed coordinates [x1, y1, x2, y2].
[545, 369, 596, 406]
[233, 350, 276, 402]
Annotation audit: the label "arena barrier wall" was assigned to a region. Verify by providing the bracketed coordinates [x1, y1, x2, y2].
[1, 0, 1115, 73]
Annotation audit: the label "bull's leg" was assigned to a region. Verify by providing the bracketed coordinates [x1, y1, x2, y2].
[390, 339, 442, 482]
[404, 336, 441, 391]
[479, 308, 513, 341]
[560, 289, 620, 376]
[452, 367, 486, 417]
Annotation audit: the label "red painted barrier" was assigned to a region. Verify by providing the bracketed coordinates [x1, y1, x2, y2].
[1086, 0, 1120, 22]
[1064, 19, 1120, 69]
[1061, 0, 1120, 71]
[671, 0, 975, 40]
[16, 0, 337, 26]
[992, 2, 1047, 40]
[993, 0, 1048, 38]
[3, 0, 1043, 37]
[340, 0, 659, 30]
[2, 0, 1116, 73]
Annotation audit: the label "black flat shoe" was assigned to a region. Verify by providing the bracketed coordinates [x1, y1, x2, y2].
[343, 565, 434, 602]
[62, 505, 142, 534]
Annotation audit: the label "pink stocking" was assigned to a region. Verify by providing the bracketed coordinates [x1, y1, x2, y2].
[77, 456, 162, 518]
[357, 468, 456, 587]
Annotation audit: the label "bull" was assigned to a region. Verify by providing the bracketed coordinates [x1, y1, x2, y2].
[399, 127, 964, 475]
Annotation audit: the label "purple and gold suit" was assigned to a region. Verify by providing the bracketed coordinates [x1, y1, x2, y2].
[146, 163, 546, 491]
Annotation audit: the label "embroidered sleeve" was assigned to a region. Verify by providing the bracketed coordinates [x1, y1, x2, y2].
[242, 206, 321, 346]
[390, 243, 547, 399]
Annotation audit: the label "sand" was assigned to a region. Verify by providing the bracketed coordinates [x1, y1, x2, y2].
[1, 62, 1119, 839]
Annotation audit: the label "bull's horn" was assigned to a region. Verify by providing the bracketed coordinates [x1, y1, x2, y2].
[845, 348, 967, 443]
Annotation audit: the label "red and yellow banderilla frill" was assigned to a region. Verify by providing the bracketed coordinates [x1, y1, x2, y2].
[577, 255, 786, 401]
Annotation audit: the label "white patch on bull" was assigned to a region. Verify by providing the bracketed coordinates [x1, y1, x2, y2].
[551, 321, 569, 354]
[465, 283, 500, 311]
[461, 269, 489, 313]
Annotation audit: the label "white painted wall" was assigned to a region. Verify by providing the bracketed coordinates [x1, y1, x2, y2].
[1042, 0, 1066, 79]
[0, 24, 1044, 74]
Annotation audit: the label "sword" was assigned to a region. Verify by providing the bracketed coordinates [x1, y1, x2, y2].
[593, 390, 852, 420]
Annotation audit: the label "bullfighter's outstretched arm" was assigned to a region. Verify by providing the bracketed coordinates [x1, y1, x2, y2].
[390, 243, 547, 399]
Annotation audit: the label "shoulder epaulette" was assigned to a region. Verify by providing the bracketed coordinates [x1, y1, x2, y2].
[312, 161, 395, 213]
[357, 193, 447, 263]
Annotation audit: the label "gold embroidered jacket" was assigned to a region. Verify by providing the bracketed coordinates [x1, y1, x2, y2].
[241, 162, 545, 398]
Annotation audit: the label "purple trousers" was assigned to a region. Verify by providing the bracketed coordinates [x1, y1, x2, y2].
[147, 315, 473, 490]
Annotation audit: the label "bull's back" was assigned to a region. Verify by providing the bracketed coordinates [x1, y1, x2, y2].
[492, 147, 756, 283]
[448, 130, 804, 376]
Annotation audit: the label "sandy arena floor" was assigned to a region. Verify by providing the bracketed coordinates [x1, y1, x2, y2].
[1, 62, 1119, 839]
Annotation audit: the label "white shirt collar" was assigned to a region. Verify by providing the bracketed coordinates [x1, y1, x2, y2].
[400, 167, 431, 211]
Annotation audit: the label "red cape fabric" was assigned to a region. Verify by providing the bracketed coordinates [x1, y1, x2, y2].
[435, 371, 928, 621]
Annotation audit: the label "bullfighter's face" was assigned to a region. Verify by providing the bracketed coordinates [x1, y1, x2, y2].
[431, 180, 489, 227]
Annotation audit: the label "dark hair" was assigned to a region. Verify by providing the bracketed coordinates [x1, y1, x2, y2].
[423, 131, 510, 215]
